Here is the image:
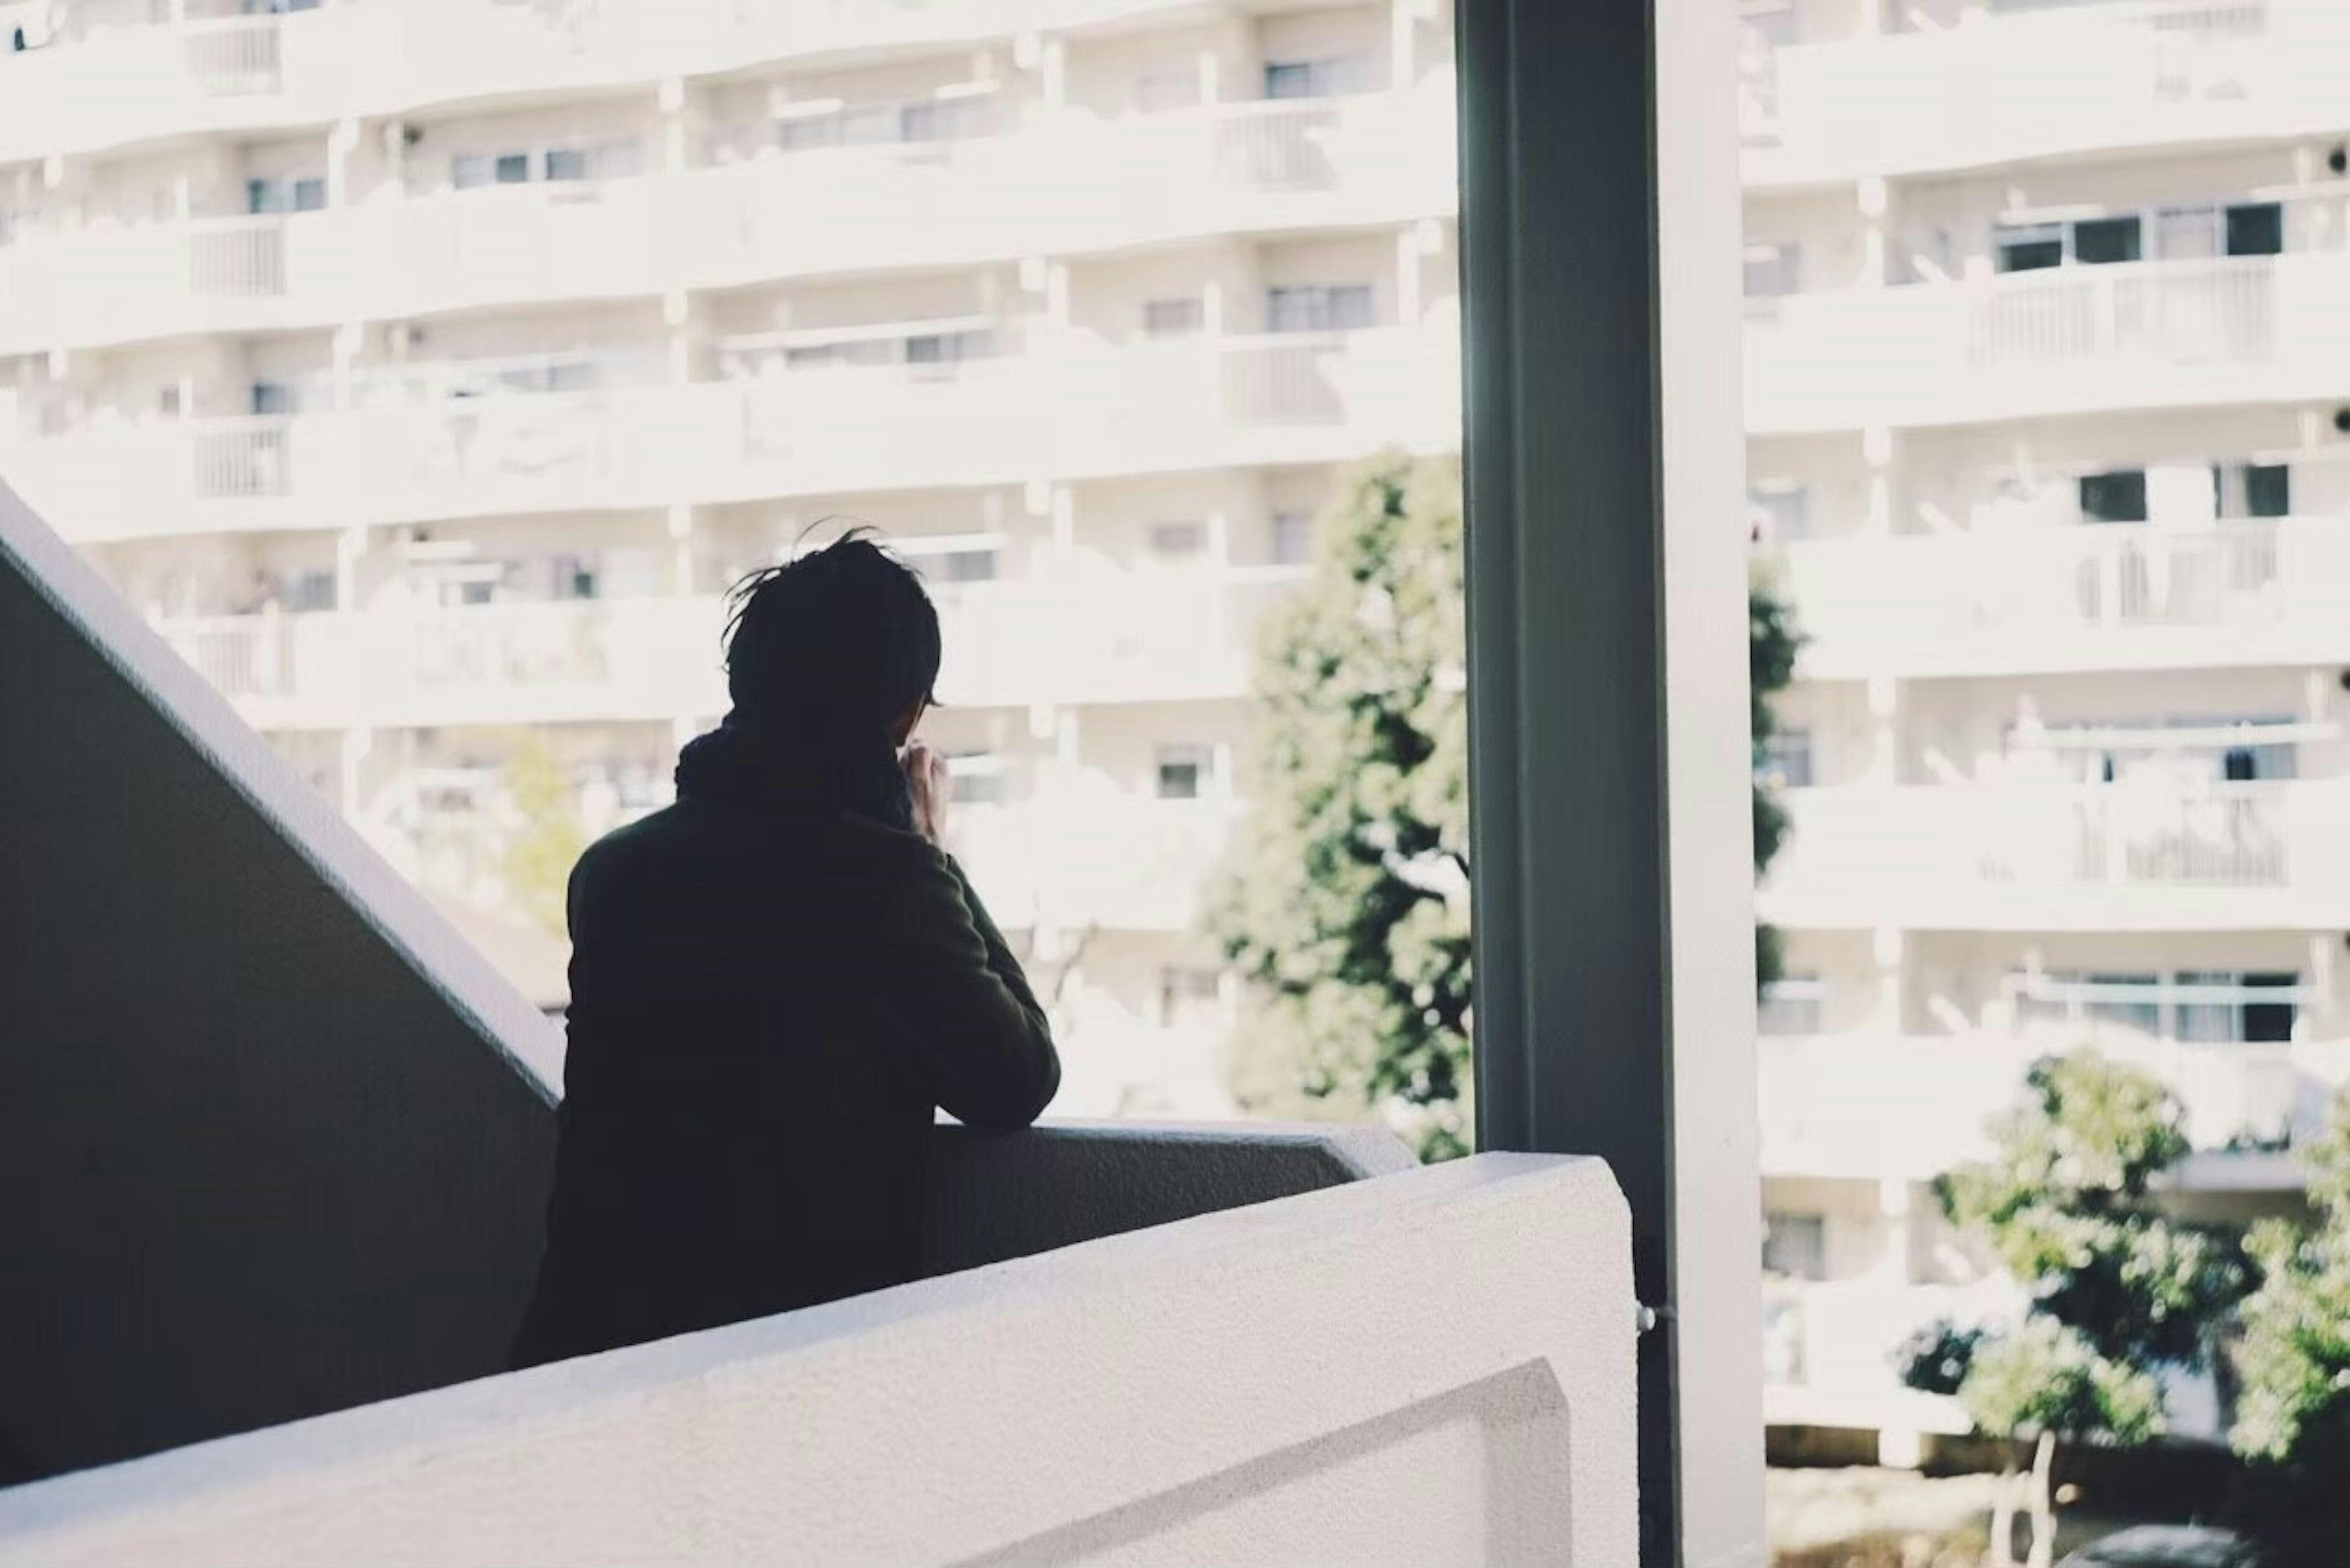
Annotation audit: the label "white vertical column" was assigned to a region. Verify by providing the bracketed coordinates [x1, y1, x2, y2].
[1863, 424, 1897, 536]
[1874, 1176, 1925, 1469]
[1395, 227, 1422, 329]
[1859, 176, 1890, 287]
[1389, 0, 1416, 89]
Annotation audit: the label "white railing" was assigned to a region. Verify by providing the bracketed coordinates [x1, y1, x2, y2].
[0, 87, 1456, 351]
[1, 1, 1402, 163]
[1748, 253, 2350, 431]
[949, 794, 1242, 934]
[148, 563, 1302, 731]
[1759, 1031, 2350, 1180]
[1761, 779, 2350, 928]
[0, 1154, 1636, 1568]
[1966, 255, 2280, 374]
[179, 13, 285, 98]
[1775, 517, 2350, 674]
[1758, 0, 2350, 178]
[4, 331, 1460, 538]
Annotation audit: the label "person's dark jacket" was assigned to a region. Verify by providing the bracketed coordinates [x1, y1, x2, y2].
[510, 721, 1059, 1368]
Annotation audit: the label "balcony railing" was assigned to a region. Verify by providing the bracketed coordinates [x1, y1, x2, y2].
[0, 87, 1455, 354]
[1777, 517, 2350, 676]
[0, 1, 1332, 162]
[149, 564, 1307, 731]
[1760, 779, 2350, 929]
[4, 332, 1457, 539]
[1759, 1031, 2350, 1182]
[1756, 0, 2350, 180]
[1748, 253, 2350, 431]
[951, 794, 1243, 934]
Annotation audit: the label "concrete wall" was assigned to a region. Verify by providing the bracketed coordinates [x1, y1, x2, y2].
[0, 479, 567, 1484]
[0, 1154, 1636, 1568]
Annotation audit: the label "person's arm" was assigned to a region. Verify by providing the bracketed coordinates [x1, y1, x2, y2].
[873, 840, 1061, 1129]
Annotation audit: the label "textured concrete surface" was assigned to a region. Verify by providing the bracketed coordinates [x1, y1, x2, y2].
[0, 1154, 1637, 1567]
[0, 482, 563, 1480]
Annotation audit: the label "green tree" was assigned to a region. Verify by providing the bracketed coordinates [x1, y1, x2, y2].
[1920, 1054, 2250, 1566]
[1210, 452, 1802, 1159]
[501, 728, 586, 938]
[2226, 1085, 2350, 1559]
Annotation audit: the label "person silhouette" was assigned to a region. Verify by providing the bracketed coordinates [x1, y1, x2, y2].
[512, 532, 1059, 1367]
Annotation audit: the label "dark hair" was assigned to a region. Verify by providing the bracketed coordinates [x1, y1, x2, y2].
[720, 528, 940, 735]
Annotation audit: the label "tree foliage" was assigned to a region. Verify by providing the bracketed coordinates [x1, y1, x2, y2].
[1210, 452, 1802, 1160]
[1924, 1054, 2249, 1443]
[1210, 455, 1471, 1159]
[501, 728, 586, 938]
[2230, 1086, 2350, 1476]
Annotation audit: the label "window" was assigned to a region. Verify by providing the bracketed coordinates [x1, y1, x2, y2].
[450, 154, 491, 190]
[1266, 283, 1375, 334]
[947, 752, 1004, 805]
[1742, 241, 1802, 306]
[942, 548, 999, 584]
[2226, 201, 2284, 258]
[2010, 970, 2300, 1042]
[247, 176, 326, 215]
[1746, 484, 1808, 543]
[2218, 461, 2291, 520]
[551, 553, 600, 601]
[283, 570, 336, 613]
[1155, 744, 1211, 800]
[1158, 966, 1225, 1029]
[1996, 223, 2066, 274]
[157, 386, 182, 417]
[1270, 510, 1313, 566]
[1263, 57, 1364, 100]
[2078, 468, 2149, 524]
[494, 152, 532, 185]
[1758, 975, 1824, 1037]
[1756, 728, 1813, 790]
[543, 147, 589, 182]
[1149, 521, 1207, 560]
[1143, 297, 1205, 339]
[1761, 1214, 1827, 1281]
[2073, 215, 2143, 266]
[249, 382, 294, 417]
[1997, 215, 2141, 272]
[907, 329, 989, 366]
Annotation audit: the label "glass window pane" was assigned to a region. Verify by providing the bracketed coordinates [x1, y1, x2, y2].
[2079, 469, 2149, 523]
[2073, 215, 2143, 265]
[493, 152, 532, 185]
[2226, 201, 2284, 258]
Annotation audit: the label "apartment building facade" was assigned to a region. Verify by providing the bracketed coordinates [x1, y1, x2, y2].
[0, 0, 1460, 1124]
[1745, 0, 2350, 1450]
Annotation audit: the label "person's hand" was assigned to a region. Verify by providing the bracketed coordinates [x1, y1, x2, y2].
[902, 741, 949, 845]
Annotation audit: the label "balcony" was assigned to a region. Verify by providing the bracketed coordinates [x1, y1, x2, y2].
[1760, 1030, 2350, 1184]
[1747, 253, 2350, 432]
[1778, 517, 2350, 677]
[1759, 779, 2350, 931]
[0, 1, 1243, 163]
[946, 794, 1241, 935]
[3, 333, 1456, 540]
[1754, 0, 2350, 184]
[150, 559, 1305, 734]
[0, 87, 1456, 356]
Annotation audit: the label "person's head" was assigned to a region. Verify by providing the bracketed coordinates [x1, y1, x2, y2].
[721, 529, 941, 745]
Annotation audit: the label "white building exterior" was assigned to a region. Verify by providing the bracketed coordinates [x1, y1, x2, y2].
[3, 0, 2343, 1459]
[1746, 0, 2350, 1452]
[0, 0, 1461, 1127]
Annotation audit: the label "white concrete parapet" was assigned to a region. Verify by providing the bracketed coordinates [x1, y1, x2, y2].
[0, 1154, 1635, 1568]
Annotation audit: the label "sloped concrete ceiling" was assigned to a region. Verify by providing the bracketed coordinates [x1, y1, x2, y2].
[0, 482, 562, 1482]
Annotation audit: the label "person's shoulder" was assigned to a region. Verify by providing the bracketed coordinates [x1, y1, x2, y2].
[569, 803, 699, 890]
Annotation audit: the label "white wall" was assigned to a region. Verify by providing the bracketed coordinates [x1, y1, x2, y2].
[0, 1154, 1636, 1568]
